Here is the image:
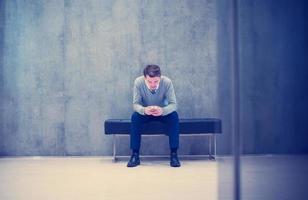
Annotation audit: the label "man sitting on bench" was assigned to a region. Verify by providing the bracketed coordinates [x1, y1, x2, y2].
[127, 64, 181, 167]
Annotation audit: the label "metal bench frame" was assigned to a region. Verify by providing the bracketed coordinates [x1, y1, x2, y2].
[112, 133, 217, 162]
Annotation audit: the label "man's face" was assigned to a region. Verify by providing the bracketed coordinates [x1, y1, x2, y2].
[145, 75, 161, 90]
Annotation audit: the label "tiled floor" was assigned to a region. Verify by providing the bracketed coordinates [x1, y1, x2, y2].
[0, 156, 218, 200]
[0, 155, 307, 200]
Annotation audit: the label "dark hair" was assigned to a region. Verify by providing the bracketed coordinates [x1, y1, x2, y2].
[143, 64, 161, 77]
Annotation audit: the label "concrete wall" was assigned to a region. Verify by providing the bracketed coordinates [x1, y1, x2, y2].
[0, 1, 4, 155]
[0, 0, 221, 156]
[1, 0, 307, 156]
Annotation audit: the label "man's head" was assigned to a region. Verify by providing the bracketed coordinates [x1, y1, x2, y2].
[143, 64, 161, 90]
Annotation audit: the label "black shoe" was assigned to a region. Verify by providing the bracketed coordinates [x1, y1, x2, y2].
[170, 152, 181, 167]
[127, 153, 140, 167]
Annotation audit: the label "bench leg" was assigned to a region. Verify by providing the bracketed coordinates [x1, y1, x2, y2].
[209, 134, 216, 160]
[209, 135, 212, 158]
[214, 134, 217, 160]
[113, 135, 117, 162]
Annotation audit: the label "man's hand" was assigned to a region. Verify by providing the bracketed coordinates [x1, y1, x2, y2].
[151, 106, 163, 116]
[144, 106, 153, 115]
[145, 106, 163, 116]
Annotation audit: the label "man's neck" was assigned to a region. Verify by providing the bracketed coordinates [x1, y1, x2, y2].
[145, 80, 159, 92]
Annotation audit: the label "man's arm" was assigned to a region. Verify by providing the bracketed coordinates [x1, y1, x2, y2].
[133, 79, 145, 115]
[162, 81, 177, 116]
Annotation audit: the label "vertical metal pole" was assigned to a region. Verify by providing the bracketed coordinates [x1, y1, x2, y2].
[113, 134, 117, 162]
[214, 134, 217, 160]
[231, 0, 241, 199]
[209, 135, 212, 158]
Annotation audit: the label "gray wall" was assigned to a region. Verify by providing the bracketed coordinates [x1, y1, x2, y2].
[239, 0, 308, 154]
[218, 0, 308, 155]
[0, 0, 221, 156]
[1, 0, 307, 156]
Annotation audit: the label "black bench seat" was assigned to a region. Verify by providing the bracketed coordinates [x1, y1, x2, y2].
[104, 118, 222, 161]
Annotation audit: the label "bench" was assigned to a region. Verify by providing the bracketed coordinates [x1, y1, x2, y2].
[104, 118, 222, 161]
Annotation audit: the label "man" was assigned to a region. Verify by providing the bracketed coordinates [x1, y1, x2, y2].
[127, 64, 181, 167]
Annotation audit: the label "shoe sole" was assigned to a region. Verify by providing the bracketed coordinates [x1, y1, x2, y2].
[170, 164, 181, 167]
[127, 162, 140, 167]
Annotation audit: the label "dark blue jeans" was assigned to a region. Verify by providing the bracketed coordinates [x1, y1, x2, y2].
[130, 111, 180, 151]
